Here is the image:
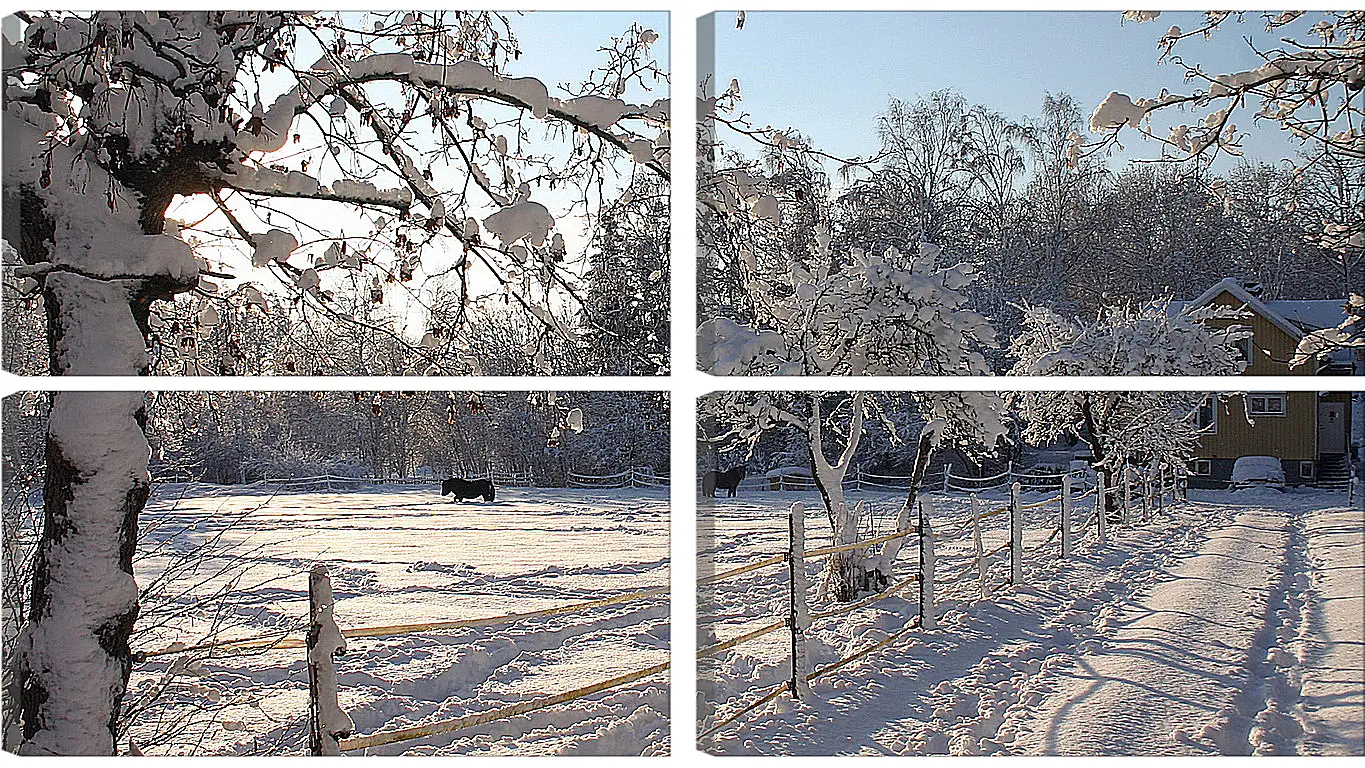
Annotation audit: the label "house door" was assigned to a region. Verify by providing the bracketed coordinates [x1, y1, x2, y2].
[1318, 402, 1348, 454]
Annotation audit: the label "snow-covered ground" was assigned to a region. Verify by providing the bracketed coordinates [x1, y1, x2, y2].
[128, 484, 669, 756]
[699, 485, 1363, 755]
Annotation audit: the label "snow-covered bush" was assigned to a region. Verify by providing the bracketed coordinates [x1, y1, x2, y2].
[1009, 300, 1250, 512]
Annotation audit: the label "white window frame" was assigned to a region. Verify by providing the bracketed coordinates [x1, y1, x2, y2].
[1248, 393, 1287, 416]
[1191, 459, 1212, 476]
[1197, 396, 1218, 434]
[1236, 336, 1254, 364]
[1300, 461, 1315, 479]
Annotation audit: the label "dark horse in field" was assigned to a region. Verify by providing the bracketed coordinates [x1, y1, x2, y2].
[702, 466, 747, 498]
[441, 477, 496, 502]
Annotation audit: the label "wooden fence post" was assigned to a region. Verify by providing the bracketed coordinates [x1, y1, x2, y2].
[942, 463, 950, 493]
[308, 565, 353, 755]
[1140, 469, 1151, 524]
[1009, 481, 1023, 585]
[1097, 471, 1108, 544]
[918, 498, 936, 630]
[1060, 473, 1073, 559]
[787, 503, 811, 699]
[1122, 465, 1133, 527]
[1155, 465, 1165, 517]
[970, 494, 987, 600]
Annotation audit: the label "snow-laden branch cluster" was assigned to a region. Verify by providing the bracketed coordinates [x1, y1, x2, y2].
[1009, 300, 1250, 473]
[698, 225, 995, 376]
[1090, 12, 1365, 188]
[1292, 293, 1365, 366]
[4, 10, 670, 375]
[1010, 301, 1251, 377]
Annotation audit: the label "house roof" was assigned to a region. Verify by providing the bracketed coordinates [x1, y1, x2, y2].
[1168, 277, 1351, 339]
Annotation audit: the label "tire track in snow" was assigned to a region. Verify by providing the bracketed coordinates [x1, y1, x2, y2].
[1001, 505, 1292, 754]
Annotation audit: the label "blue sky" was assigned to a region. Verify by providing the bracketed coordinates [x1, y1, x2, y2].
[509, 11, 669, 103]
[709, 10, 1310, 172]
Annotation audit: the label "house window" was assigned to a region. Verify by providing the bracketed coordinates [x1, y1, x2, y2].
[1236, 336, 1254, 363]
[1248, 393, 1287, 416]
[1191, 459, 1212, 476]
[1300, 461, 1315, 479]
[1196, 396, 1218, 433]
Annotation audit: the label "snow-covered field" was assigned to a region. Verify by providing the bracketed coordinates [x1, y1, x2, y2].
[128, 484, 669, 756]
[699, 485, 1363, 755]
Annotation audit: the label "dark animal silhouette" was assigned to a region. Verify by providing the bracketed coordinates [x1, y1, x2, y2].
[441, 477, 495, 502]
[702, 466, 747, 498]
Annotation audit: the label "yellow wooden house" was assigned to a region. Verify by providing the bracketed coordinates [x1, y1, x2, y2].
[1171, 278, 1359, 488]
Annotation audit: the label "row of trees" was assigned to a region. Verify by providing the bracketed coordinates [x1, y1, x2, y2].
[3, 390, 669, 489]
[700, 88, 1359, 370]
[1, 388, 668, 752]
[695, 10, 1365, 604]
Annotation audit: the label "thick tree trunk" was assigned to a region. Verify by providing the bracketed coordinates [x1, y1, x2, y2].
[14, 268, 176, 755]
[1079, 396, 1116, 519]
[6, 101, 197, 755]
[807, 393, 868, 602]
[16, 391, 149, 755]
[870, 428, 937, 585]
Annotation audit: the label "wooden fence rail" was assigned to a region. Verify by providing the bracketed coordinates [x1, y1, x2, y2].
[699, 462, 1187, 740]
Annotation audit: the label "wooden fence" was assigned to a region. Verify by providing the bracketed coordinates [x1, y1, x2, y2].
[567, 468, 670, 489]
[137, 569, 667, 754]
[700, 463, 1086, 495]
[699, 464, 1185, 740]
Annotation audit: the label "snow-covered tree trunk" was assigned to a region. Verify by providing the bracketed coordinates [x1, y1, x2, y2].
[806, 394, 867, 602]
[871, 425, 939, 585]
[7, 137, 196, 753]
[1079, 395, 1119, 520]
[15, 391, 150, 755]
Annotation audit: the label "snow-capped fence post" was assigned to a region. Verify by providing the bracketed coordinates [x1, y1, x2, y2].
[786, 503, 812, 699]
[918, 498, 936, 630]
[942, 464, 950, 493]
[307, 565, 353, 756]
[1140, 469, 1151, 524]
[1007, 460, 1015, 485]
[1009, 482, 1023, 584]
[1096, 472, 1109, 544]
[1155, 465, 1165, 517]
[1060, 474, 1073, 559]
[970, 494, 987, 599]
[1121, 465, 1133, 527]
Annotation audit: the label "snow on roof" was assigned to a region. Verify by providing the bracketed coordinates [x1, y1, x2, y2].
[1169, 278, 1350, 339]
[764, 466, 812, 478]
[1264, 299, 1352, 332]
